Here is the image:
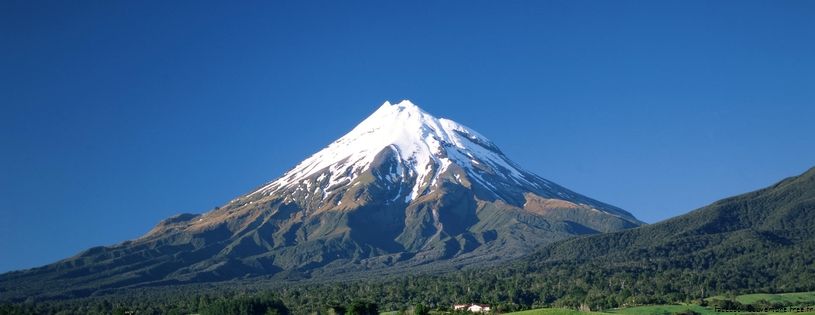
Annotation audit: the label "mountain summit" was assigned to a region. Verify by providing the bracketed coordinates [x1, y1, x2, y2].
[0, 100, 642, 301]
[250, 100, 636, 218]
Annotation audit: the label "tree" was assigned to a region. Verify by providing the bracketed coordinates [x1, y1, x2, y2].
[414, 304, 429, 315]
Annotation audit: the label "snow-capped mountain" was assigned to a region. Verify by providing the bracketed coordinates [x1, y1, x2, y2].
[135, 99, 641, 273]
[0, 101, 643, 298]
[250, 100, 636, 218]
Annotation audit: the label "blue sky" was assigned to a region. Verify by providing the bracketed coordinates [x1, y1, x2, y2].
[1, 1, 813, 273]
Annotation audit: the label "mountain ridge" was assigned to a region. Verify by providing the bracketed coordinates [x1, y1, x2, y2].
[523, 165, 815, 264]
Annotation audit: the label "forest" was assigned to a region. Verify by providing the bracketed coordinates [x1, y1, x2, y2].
[1, 168, 813, 315]
[1, 240, 814, 315]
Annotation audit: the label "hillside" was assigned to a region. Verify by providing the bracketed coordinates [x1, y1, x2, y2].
[262, 166, 815, 313]
[0, 167, 812, 314]
[504, 166, 815, 307]
[524, 165, 815, 266]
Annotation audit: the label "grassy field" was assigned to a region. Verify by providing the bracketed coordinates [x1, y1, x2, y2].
[201, 291, 815, 315]
[705, 292, 815, 306]
[501, 305, 815, 315]
[603, 304, 815, 315]
[602, 305, 712, 315]
[497, 308, 586, 315]
[495, 292, 815, 315]
[501, 293, 815, 315]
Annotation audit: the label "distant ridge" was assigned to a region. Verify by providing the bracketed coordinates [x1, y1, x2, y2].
[492, 166, 815, 308]
[526, 166, 815, 264]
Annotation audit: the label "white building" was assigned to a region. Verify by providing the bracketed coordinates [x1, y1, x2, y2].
[453, 304, 491, 313]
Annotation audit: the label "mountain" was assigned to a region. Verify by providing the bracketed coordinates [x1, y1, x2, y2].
[0, 100, 642, 302]
[524, 165, 815, 264]
[252, 166, 815, 314]
[493, 166, 815, 307]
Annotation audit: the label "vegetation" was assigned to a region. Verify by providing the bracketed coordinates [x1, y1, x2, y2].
[501, 309, 585, 315]
[199, 292, 288, 315]
[0, 168, 813, 314]
[414, 304, 429, 315]
[707, 291, 815, 306]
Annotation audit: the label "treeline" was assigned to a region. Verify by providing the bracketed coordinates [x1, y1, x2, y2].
[325, 301, 380, 315]
[200, 293, 287, 315]
[2, 255, 814, 315]
[1, 233, 814, 314]
[0, 291, 287, 315]
[1, 168, 813, 314]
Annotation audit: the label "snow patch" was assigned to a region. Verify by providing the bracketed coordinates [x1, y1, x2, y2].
[240, 100, 636, 220]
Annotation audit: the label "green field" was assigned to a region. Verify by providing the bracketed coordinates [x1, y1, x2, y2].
[501, 291, 815, 315]
[498, 308, 586, 315]
[503, 305, 815, 315]
[204, 291, 815, 315]
[603, 304, 814, 315]
[603, 305, 712, 315]
[705, 292, 815, 306]
[501, 306, 711, 315]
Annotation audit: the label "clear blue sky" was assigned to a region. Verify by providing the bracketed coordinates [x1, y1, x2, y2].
[1, 1, 813, 273]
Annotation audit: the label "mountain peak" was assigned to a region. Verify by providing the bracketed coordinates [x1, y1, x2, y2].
[380, 99, 418, 110]
[252, 101, 636, 221]
[253, 100, 504, 202]
[369, 100, 442, 133]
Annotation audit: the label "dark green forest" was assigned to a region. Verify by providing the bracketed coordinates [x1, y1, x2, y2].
[1, 167, 813, 315]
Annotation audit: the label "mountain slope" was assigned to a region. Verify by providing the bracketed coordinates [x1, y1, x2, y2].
[0, 100, 642, 302]
[525, 165, 815, 264]
[261, 166, 815, 313]
[487, 166, 815, 306]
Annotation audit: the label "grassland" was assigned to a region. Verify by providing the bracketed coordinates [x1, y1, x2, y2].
[603, 305, 712, 315]
[192, 291, 815, 315]
[499, 291, 815, 315]
[502, 305, 815, 315]
[705, 292, 815, 306]
[499, 308, 586, 315]
[603, 304, 815, 315]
